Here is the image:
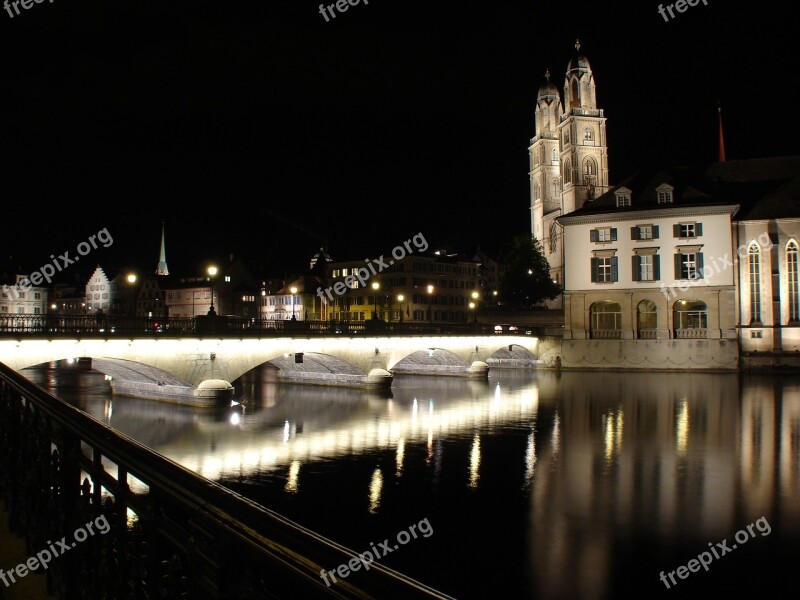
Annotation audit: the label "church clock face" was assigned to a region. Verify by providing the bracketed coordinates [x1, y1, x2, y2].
[549, 222, 558, 254]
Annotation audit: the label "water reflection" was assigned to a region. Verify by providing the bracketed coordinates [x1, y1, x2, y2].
[20, 365, 800, 600]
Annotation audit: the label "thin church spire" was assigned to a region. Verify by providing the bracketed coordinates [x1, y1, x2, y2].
[156, 222, 170, 276]
[717, 101, 727, 162]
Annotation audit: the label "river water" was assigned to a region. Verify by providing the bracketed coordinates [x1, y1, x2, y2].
[22, 365, 800, 599]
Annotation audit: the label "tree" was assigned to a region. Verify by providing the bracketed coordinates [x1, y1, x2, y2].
[498, 233, 560, 309]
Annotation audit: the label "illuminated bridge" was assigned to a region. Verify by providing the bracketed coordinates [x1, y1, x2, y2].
[0, 314, 560, 404]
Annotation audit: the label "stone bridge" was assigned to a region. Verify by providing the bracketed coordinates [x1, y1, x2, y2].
[0, 335, 561, 405]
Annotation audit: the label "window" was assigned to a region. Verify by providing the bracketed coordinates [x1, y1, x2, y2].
[563, 159, 572, 184]
[552, 149, 558, 163]
[674, 223, 702, 238]
[590, 256, 618, 283]
[788, 241, 799, 322]
[564, 129, 571, 146]
[637, 300, 658, 336]
[34, 292, 41, 299]
[632, 254, 660, 282]
[583, 157, 597, 185]
[658, 191, 672, 204]
[553, 178, 560, 197]
[18, 293, 25, 299]
[590, 301, 622, 336]
[749, 243, 762, 324]
[616, 195, 630, 207]
[584, 126, 594, 142]
[631, 225, 659, 240]
[751, 330, 763, 338]
[534, 181, 541, 200]
[590, 227, 617, 242]
[674, 251, 704, 280]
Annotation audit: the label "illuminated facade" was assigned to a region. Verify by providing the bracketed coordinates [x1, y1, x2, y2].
[556, 155, 800, 369]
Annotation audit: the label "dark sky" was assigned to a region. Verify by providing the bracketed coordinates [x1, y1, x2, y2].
[1, 0, 795, 280]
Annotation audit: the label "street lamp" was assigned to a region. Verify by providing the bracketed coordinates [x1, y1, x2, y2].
[427, 284, 434, 327]
[127, 273, 137, 317]
[207, 266, 218, 316]
[290, 286, 298, 320]
[470, 290, 479, 323]
[397, 294, 405, 323]
[371, 282, 380, 320]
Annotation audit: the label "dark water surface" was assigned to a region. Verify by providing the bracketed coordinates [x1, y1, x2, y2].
[23, 366, 800, 599]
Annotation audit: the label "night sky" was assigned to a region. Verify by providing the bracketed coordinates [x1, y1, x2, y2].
[1, 0, 795, 280]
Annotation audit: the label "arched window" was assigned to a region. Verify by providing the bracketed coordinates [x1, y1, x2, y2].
[583, 157, 597, 182]
[673, 300, 708, 338]
[590, 301, 622, 338]
[584, 126, 594, 142]
[552, 148, 558, 163]
[637, 300, 657, 338]
[749, 243, 761, 324]
[788, 240, 799, 322]
[563, 159, 572, 184]
[553, 177, 561, 197]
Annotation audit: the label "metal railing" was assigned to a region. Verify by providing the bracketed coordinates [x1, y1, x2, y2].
[0, 362, 456, 599]
[0, 314, 539, 339]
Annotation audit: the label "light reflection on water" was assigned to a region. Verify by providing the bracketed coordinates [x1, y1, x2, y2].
[22, 365, 800, 600]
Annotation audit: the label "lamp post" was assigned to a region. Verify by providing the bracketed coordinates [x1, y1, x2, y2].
[470, 290, 479, 323]
[207, 266, 218, 316]
[427, 284, 434, 328]
[127, 273, 137, 317]
[290, 286, 298, 320]
[397, 294, 404, 323]
[371, 281, 380, 320]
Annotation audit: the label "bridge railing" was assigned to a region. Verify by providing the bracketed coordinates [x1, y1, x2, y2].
[0, 361, 455, 599]
[0, 314, 537, 338]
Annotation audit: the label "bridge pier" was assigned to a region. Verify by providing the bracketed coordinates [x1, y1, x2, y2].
[194, 379, 235, 405]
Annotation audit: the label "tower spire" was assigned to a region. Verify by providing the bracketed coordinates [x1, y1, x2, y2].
[575, 38, 580, 53]
[717, 101, 726, 162]
[156, 222, 170, 276]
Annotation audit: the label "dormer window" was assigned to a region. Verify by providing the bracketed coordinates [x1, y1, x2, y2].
[614, 186, 632, 207]
[656, 183, 674, 204]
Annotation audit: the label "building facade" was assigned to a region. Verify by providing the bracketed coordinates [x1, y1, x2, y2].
[556, 156, 800, 370]
[0, 274, 48, 315]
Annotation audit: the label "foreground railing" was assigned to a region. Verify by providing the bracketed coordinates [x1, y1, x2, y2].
[0, 314, 537, 338]
[0, 362, 455, 599]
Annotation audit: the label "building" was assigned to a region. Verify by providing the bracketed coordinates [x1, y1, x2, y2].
[322, 250, 481, 324]
[85, 265, 113, 314]
[0, 273, 48, 315]
[260, 276, 325, 321]
[50, 281, 87, 314]
[555, 155, 800, 370]
[529, 40, 611, 304]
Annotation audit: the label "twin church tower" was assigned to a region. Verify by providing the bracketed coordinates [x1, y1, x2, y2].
[529, 40, 610, 293]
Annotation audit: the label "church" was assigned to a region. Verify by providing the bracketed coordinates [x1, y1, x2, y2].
[529, 41, 610, 306]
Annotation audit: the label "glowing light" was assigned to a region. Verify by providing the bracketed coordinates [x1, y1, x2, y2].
[229, 412, 241, 426]
[283, 420, 290, 443]
[676, 399, 689, 456]
[396, 439, 405, 478]
[468, 433, 481, 489]
[523, 430, 536, 487]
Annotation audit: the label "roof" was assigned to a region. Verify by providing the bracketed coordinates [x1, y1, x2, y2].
[557, 155, 800, 222]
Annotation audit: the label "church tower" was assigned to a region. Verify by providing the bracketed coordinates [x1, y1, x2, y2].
[530, 40, 609, 299]
[155, 222, 170, 276]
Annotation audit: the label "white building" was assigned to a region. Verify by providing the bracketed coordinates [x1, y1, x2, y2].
[556, 156, 800, 370]
[0, 274, 48, 315]
[85, 265, 113, 314]
[530, 40, 610, 304]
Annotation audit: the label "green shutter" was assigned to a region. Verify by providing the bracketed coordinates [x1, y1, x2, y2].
[611, 228, 618, 241]
[653, 225, 660, 239]
[631, 226, 639, 240]
[611, 257, 618, 282]
[591, 257, 599, 282]
[590, 229, 598, 242]
[696, 223, 703, 236]
[653, 255, 661, 281]
[673, 224, 681, 238]
[674, 253, 682, 279]
[632, 255, 640, 282]
[696, 253, 704, 278]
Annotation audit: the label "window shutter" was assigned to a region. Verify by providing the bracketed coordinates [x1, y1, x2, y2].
[674, 253, 682, 279]
[696, 253, 704, 278]
[673, 224, 681, 238]
[591, 257, 599, 282]
[653, 225, 660, 239]
[590, 229, 598, 242]
[696, 223, 703, 236]
[631, 226, 639, 241]
[611, 257, 619, 282]
[611, 228, 618, 241]
[632, 255, 640, 282]
[653, 255, 661, 281]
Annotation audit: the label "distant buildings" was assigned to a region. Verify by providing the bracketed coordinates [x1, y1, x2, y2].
[0, 274, 48, 315]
